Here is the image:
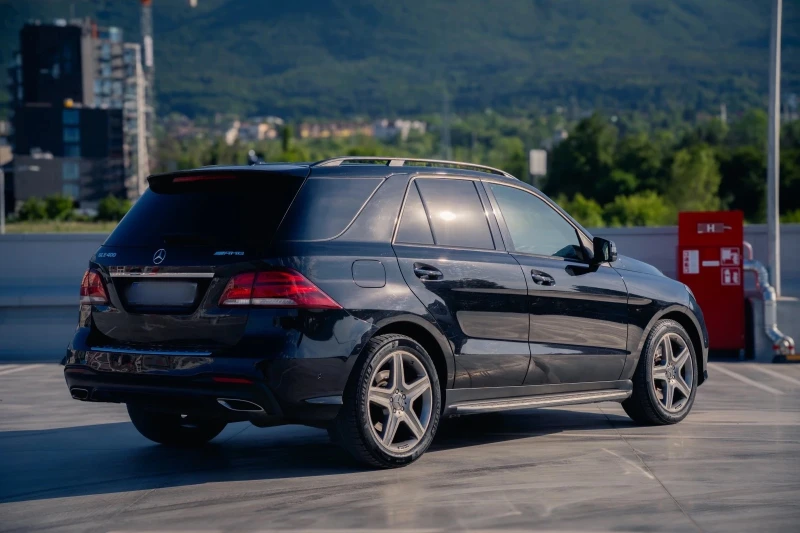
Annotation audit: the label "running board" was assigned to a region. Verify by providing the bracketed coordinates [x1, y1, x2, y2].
[448, 389, 631, 415]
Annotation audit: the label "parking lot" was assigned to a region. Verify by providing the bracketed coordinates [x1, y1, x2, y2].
[0, 361, 798, 532]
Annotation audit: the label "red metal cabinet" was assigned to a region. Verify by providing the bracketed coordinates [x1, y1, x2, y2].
[677, 211, 744, 352]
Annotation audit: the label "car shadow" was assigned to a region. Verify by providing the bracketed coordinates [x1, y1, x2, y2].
[0, 408, 634, 504]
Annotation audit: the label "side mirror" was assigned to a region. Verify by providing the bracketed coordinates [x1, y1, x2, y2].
[592, 236, 618, 264]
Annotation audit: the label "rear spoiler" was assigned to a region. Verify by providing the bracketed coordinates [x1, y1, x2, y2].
[147, 165, 311, 192]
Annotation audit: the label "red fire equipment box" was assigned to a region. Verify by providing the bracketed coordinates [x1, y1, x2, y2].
[678, 211, 744, 353]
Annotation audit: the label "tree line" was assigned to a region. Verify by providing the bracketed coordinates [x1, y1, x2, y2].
[153, 108, 800, 228]
[546, 111, 800, 227]
[15, 195, 131, 222]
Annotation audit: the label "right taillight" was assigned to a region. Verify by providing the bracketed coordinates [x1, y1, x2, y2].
[219, 269, 341, 309]
[80, 270, 109, 305]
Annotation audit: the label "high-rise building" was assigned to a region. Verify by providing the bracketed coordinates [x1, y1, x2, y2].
[7, 19, 150, 209]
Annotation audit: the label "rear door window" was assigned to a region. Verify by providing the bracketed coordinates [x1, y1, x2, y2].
[277, 178, 383, 241]
[105, 174, 304, 248]
[414, 178, 495, 250]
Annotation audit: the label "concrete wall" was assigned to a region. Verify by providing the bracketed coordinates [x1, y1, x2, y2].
[0, 226, 798, 361]
[592, 225, 800, 295]
[2, 225, 798, 302]
[0, 233, 103, 306]
[0, 234, 103, 361]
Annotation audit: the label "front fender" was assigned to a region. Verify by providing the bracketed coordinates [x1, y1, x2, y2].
[621, 303, 709, 384]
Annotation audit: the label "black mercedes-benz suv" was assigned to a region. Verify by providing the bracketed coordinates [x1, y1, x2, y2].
[64, 157, 708, 468]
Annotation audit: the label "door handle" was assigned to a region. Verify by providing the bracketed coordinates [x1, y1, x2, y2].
[531, 270, 555, 286]
[413, 263, 443, 281]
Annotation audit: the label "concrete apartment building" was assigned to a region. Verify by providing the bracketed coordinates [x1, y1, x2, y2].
[6, 19, 150, 210]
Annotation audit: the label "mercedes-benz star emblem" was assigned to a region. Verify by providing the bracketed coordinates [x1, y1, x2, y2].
[153, 249, 167, 265]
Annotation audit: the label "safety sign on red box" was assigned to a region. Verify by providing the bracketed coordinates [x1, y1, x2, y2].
[682, 250, 699, 274]
[721, 267, 741, 286]
[720, 247, 740, 266]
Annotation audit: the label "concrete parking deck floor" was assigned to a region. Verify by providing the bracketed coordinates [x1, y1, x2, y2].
[0, 362, 798, 533]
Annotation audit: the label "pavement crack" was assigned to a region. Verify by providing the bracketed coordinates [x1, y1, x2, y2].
[110, 485, 158, 521]
[598, 404, 705, 533]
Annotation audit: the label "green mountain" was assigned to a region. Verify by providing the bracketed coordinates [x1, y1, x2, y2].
[2, 0, 799, 118]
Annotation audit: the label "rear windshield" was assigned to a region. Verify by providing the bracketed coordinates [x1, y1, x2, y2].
[277, 177, 383, 241]
[105, 175, 304, 248]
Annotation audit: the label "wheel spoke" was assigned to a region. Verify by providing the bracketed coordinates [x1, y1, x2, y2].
[367, 349, 435, 453]
[661, 335, 674, 364]
[664, 381, 675, 410]
[369, 386, 393, 408]
[403, 409, 425, 439]
[390, 352, 403, 391]
[675, 376, 692, 398]
[673, 347, 690, 370]
[404, 376, 430, 401]
[652, 365, 668, 380]
[382, 411, 400, 445]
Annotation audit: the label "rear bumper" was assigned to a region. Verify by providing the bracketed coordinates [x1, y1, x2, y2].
[64, 365, 287, 424]
[63, 332, 356, 426]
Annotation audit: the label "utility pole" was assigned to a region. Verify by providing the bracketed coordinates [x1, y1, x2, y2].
[0, 167, 5, 235]
[141, 0, 155, 174]
[442, 88, 452, 160]
[767, 0, 782, 296]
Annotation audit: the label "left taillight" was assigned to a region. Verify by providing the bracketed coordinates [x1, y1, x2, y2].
[219, 269, 341, 309]
[80, 270, 109, 305]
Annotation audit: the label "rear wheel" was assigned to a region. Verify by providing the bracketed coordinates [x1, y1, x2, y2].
[333, 334, 441, 468]
[127, 404, 227, 447]
[623, 319, 698, 425]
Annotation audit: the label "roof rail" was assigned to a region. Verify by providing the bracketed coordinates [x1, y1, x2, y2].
[312, 157, 517, 179]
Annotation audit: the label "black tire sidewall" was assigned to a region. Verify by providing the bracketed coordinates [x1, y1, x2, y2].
[352, 335, 441, 466]
[642, 321, 699, 423]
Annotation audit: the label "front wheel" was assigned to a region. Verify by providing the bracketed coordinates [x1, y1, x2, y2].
[332, 334, 441, 468]
[127, 404, 227, 447]
[623, 319, 698, 425]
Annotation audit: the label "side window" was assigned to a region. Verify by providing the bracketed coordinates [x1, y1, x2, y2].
[415, 178, 494, 250]
[490, 183, 583, 260]
[278, 177, 383, 241]
[396, 181, 434, 245]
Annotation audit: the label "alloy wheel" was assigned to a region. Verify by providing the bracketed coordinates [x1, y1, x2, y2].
[652, 332, 694, 412]
[367, 350, 433, 453]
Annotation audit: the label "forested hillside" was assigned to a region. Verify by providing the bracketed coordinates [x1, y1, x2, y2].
[2, 0, 798, 117]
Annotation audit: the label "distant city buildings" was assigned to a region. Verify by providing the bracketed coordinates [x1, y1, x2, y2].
[195, 117, 429, 145]
[6, 19, 150, 209]
[298, 121, 373, 140]
[221, 116, 284, 145]
[373, 119, 427, 141]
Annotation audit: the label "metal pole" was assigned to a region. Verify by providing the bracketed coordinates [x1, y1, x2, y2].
[767, 0, 782, 297]
[0, 168, 5, 235]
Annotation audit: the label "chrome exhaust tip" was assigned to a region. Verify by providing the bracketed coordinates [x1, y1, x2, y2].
[71, 387, 89, 400]
[217, 398, 265, 413]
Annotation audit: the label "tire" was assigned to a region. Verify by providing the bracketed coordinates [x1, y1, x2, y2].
[127, 404, 227, 447]
[623, 319, 698, 425]
[333, 334, 441, 468]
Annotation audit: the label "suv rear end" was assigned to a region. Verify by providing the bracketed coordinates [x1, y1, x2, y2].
[64, 164, 394, 430]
